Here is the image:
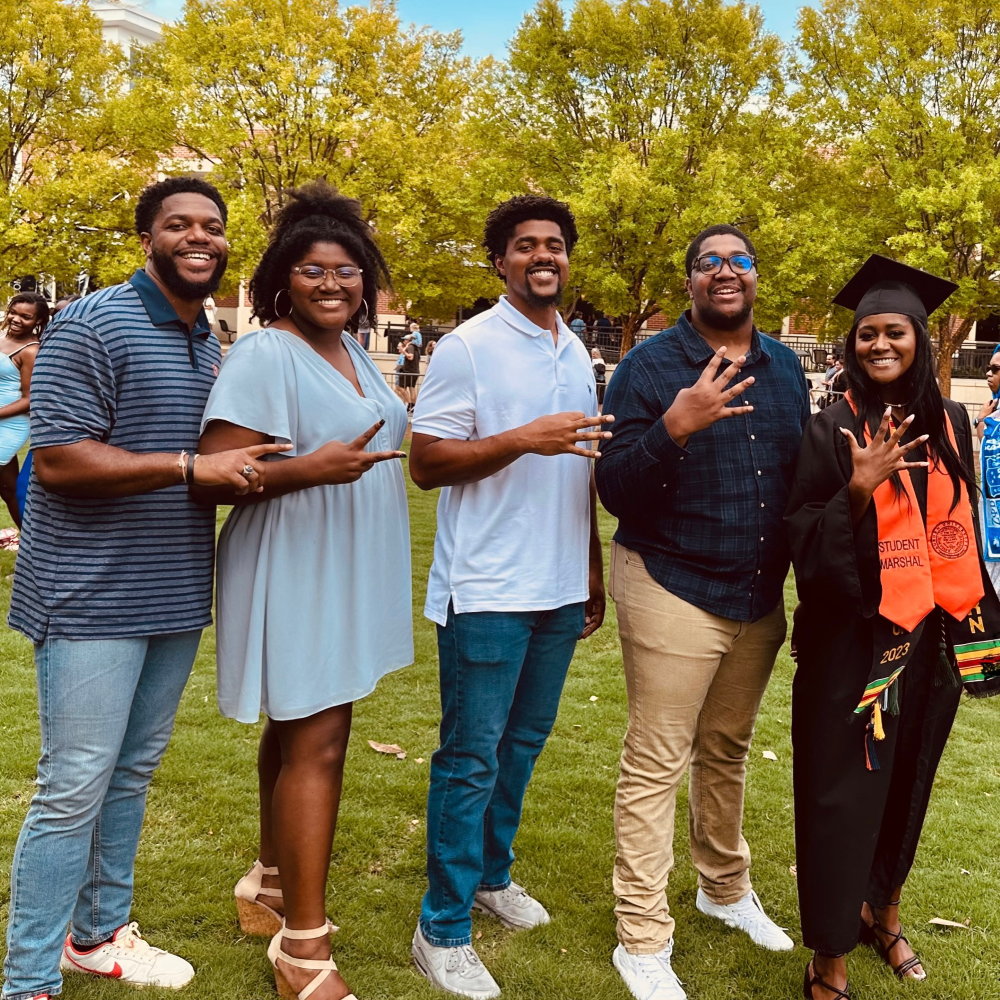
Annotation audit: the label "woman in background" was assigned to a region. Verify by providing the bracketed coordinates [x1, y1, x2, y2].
[0, 292, 48, 526]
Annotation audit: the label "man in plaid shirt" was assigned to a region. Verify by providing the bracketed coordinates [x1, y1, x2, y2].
[596, 224, 809, 1000]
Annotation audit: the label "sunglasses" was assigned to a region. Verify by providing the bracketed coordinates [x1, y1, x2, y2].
[987, 365, 1000, 376]
[691, 253, 757, 276]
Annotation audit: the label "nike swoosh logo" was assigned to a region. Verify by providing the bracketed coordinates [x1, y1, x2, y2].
[65, 953, 123, 978]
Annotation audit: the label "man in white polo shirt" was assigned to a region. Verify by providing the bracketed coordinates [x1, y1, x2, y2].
[409, 195, 613, 998]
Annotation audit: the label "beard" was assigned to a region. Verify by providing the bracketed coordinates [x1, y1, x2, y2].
[523, 278, 565, 310]
[150, 245, 228, 300]
[697, 296, 753, 331]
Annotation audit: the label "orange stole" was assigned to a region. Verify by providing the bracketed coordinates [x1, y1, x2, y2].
[849, 401, 983, 710]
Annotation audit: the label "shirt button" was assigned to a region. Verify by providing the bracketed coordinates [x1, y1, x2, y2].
[758, 570, 762, 575]
[750, 434, 756, 440]
[760, 536, 764, 542]
[757, 470, 762, 475]
[760, 503, 765, 508]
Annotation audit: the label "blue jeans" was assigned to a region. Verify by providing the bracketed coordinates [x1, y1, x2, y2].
[3, 631, 201, 1000]
[420, 602, 584, 947]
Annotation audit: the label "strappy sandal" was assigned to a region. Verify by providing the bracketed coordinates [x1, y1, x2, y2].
[804, 959, 851, 999]
[268, 924, 357, 1000]
[235, 860, 284, 936]
[859, 900, 927, 980]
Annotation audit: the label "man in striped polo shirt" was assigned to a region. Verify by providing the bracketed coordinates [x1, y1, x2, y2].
[3, 178, 284, 1000]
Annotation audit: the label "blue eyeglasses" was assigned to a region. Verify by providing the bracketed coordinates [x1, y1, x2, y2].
[692, 253, 757, 275]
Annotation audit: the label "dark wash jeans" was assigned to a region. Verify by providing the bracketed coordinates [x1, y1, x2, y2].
[419, 601, 585, 947]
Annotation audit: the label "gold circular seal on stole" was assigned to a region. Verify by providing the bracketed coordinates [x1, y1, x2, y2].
[930, 520, 969, 559]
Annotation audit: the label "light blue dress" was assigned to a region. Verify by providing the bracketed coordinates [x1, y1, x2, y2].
[201, 327, 413, 723]
[0, 345, 36, 464]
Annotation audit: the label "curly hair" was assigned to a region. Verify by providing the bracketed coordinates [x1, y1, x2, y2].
[134, 177, 228, 236]
[5, 292, 50, 335]
[684, 224, 756, 275]
[483, 195, 579, 272]
[250, 181, 390, 330]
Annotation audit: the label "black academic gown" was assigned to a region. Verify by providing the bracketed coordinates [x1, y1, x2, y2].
[785, 397, 970, 955]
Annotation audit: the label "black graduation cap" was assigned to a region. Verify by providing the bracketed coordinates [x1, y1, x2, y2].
[832, 254, 957, 326]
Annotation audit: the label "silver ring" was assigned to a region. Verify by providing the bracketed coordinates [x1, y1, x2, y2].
[241, 464, 255, 478]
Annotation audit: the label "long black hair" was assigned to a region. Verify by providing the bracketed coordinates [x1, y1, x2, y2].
[250, 180, 390, 330]
[843, 314, 974, 509]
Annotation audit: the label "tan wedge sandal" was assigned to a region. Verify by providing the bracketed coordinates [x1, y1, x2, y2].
[267, 924, 357, 1000]
[235, 860, 284, 936]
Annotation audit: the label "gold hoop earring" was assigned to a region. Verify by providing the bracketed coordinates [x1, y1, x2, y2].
[274, 288, 292, 319]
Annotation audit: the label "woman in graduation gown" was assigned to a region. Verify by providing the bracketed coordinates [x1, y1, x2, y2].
[786, 256, 1000, 1000]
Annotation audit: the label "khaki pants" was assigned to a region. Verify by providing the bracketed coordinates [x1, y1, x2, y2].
[609, 542, 786, 953]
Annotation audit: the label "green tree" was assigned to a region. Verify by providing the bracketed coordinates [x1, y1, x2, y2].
[0, 0, 172, 291]
[163, 0, 494, 318]
[793, 0, 1000, 394]
[478, 0, 802, 351]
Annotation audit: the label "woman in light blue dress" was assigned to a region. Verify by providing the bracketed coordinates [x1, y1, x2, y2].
[199, 182, 410, 1000]
[0, 292, 47, 526]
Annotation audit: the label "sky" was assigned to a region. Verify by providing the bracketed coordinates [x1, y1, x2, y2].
[144, 0, 812, 59]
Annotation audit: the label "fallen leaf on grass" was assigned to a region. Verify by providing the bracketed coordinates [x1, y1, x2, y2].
[961, 869, 971, 876]
[762, 750, 778, 761]
[475, 931, 482, 940]
[368, 740, 406, 760]
[589, 695, 599, 702]
[789, 865, 797, 878]
[560, 948, 567, 953]
[415, 757, 425, 764]
[928, 918, 971, 929]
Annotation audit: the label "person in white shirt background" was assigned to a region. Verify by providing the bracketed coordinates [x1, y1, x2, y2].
[407, 194, 614, 999]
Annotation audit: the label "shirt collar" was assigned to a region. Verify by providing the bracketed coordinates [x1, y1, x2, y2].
[495, 294, 571, 342]
[674, 310, 770, 367]
[129, 270, 212, 338]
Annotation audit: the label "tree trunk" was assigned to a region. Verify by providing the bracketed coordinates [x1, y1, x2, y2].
[620, 313, 641, 355]
[561, 293, 581, 324]
[935, 314, 973, 398]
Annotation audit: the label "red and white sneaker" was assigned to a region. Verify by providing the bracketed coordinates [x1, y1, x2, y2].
[60, 922, 194, 988]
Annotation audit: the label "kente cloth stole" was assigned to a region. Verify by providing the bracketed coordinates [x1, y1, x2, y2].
[845, 400, 1000, 769]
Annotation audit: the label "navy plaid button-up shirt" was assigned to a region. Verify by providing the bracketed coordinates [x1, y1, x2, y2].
[595, 312, 810, 623]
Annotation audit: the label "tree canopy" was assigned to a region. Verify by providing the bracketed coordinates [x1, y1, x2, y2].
[4, 0, 1000, 370]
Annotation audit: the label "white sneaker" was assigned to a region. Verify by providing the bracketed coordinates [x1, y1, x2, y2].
[60, 922, 195, 988]
[411, 924, 501, 998]
[695, 888, 794, 951]
[473, 881, 550, 930]
[613, 941, 686, 1000]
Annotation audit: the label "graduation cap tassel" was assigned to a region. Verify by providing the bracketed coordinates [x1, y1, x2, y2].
[865, 721, 881, 772]
[872, 700, 886, 741]
[885, 679, 900, 715]
[937, 616, 959, 689]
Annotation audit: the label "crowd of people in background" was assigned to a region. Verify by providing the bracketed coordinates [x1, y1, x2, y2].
[2, 176, 999, 1000]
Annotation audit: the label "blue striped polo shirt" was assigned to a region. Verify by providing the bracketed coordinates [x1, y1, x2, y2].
[8, 270, 222, 641]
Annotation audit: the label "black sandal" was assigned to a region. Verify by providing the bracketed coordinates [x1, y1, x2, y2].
[804, 959, 852, 999]
[859, 900, 927, 980]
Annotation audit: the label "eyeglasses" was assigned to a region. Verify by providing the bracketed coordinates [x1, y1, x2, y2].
[291, 265, 363, 286]
[692, 253, 757, 275]
[987, 364, 1000, 375]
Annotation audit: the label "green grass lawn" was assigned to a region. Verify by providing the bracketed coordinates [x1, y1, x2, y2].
[2, 469, 999, 999]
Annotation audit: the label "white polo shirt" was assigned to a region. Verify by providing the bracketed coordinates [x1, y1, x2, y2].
[412, 295, 597, 625]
